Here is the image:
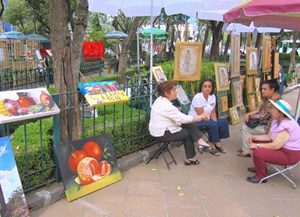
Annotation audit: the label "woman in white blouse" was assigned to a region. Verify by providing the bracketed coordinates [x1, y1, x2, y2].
[149, 80, 210, 165]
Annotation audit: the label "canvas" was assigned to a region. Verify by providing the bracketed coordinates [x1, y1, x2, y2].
[232, 80, 243, 107]
[230, 32, 241, 78]
[153, 66, 167, 82]
[174, 41, 203, 81]
[176, 84, 190, 105]
[254, 77, 261, 93]
[246, 47, 258, 75]
[55, 134, 122, 202]
[0, 137, 29, 217]
[248, 94, 257, 111]
[246, 76, 254, 94]
[0, 88, 60, 124]
[214, 63, 230, 91]
[229, 106, 240, 125]
[256, 91, 263, 106]
[220, 96, 229, 112]
[262, 35, 272, 73]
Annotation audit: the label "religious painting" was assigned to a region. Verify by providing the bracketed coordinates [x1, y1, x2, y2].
[254, 77, 261, 93]
[55, 134, 122, 202]
[220, 96, 228, 112]
[256, 91, 263, 106]
[262, 35, 271, 73]
[232, 80, 243, 107]
[230, 32, 240, 78]
[229, 106, 240, 125]
[174, 41, 203, 81]
[0, 137, 30, 217]
[246, 47, 258, 75]
[247, 94, 256, 111]
[246, 76, 254, 94]
[176, 84, 190, 106]
[240, 75, 245, 91]
[153, 66, 167, 82]
[273, 52, 279, 79]
[214, 63, 230, 91]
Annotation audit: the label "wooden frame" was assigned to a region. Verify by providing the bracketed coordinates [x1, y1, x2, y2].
[246, 47, 258, 75]
[0, 41, 9, 69]
[246, 76, 254, 94]
[174, 41, 203, 81]
[153, 65, 167, 82]
[254, 77, 261, 93]
[240, 75, 245, 91]
[256, 91, 262, 106]
[230, 32, 240, 78]
[262, 35, 271, 73]
[176, 84, 190, 105]
[229, 106, 240, 125]
[273, 52, 279, 79]
[247, 94, 256, 111]
[214, 63, 229, 91]
[220, 96, 228, 112]
[232, 80, 243, 107]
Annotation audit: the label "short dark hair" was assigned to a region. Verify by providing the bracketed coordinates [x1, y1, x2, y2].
[261, 79, 279, 92]
[198, 78, 215, 95]
[157, 80, 177, 97]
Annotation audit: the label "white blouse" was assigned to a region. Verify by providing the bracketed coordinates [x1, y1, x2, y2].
[188, 92, 216, 119]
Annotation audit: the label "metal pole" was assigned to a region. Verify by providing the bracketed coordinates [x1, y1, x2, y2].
[150, 0, 153, 106]
[137, 28, 140, 75]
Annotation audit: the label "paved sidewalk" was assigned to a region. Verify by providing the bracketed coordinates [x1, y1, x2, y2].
[30, 88, 300, 217]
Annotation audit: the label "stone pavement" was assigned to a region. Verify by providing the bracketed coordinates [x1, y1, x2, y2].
[30, 87, 300, 217]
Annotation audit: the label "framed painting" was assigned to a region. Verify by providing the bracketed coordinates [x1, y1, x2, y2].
[246, 76, 254, 94]
[240, 104, 246, 114]
[174, 41, 203, 81]
[240, 75, 245, 91]
[220, 96, 228, 112]
[230, 32, 240, 78]
[262, 35, 271, 73]
[254, 77, 261, 93]
[214, 63, 230, 91]
[246, 47, 258, 75]
[247, 94, 256, 111]
[176, 84, 190, 105]
[256, 91, 263, 106]
[232, 80, 243, 107]
[153, 65, 167, 82]
[229, 106, 240, 125]
[273, 52, 279, 79]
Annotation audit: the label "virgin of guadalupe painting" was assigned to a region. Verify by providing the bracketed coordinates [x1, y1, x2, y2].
[214, 63, 230, 91]
[232, 80, 243, 107]
[230, 32, 241, 78]
[174, 41, 203, 81]
[262, 35, 272, 73]
[246, 47, 258, 75]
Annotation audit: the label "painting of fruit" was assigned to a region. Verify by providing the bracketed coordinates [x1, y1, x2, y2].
[0, 88, 60, 124]
[55, 134, 122, 201]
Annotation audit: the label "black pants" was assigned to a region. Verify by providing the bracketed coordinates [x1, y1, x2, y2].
[155, 123, 203, 159]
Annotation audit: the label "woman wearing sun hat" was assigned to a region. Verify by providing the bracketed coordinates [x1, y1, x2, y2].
[245, 99, 300, 184]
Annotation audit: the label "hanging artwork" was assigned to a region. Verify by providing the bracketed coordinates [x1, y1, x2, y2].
[262, 35, 272, 73]
[174, 41, 203, 81]
[0, 137, 30, 217]
[273, 52, 279, 79]
[248, 94, 256, 111]
[229, 106, 240, 125]
[254, 77, 261, 93]
[232, 80, 243, 107]
[240, 75, 245, 91]
[55, 134, 122, 202]
[220, 96, 229, 112]
[246, 76, 254, 94]
[176, 84, 190, 105]
[153, 66, 167, 82]
[256, 91, 263, 106]
[214, 63, 230, 91]
[246, 47, 258, 75]
[230, 32, 240, 78]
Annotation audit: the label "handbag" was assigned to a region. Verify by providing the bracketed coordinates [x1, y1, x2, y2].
[246, 118, 260, 129]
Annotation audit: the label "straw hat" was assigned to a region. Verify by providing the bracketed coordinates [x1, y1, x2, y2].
[269, 99, 293, 120]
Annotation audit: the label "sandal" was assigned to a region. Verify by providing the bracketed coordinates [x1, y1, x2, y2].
[215, 146, 226, 153]
[237, 152, 251, 158]
[185, 159, 200, 166]
[237, 148, 243, 153]
[201, 146, 220, 156]
[209, 148, 221, 156]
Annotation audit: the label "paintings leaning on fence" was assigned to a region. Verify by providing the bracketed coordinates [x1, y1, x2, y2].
[0, 41, 9, 69]
[0, 137, 30, 217]
[229, 107, 240, 125]
[0, 88, 60, 124]
[78, 81, 129, 107]
[262, 35, 272, 73]
[220, 96, 228, 112]
[232, 80, 243, 107]
[214, 63, 229, 91]
[176, 84, 190, 105]
[246, 47, 258, 75]
[153, 66, 167, 82]
[230, 32, 240, 78]
[174, 41, 203, 81]
[55, 134, 122, 202]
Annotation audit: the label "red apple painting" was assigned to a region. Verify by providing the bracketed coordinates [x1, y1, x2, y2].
[0, 88, 60, 124]
[55, 134, 122, 202]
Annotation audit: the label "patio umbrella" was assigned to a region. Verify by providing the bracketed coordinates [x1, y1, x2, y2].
[26, 33, 49, 42]
[223, 0, 300, 31]
[139, 27, 169, 40]
[104, 31, 128, 39]
[0, 31, 27, 40]
[224, 23, 284, 33]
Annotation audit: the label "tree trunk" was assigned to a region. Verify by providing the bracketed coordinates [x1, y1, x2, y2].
[223, 34, 230, 62]
[291, 32, 297, 65]
[209, 21, 224, 61]
[50, 0, 88, 143]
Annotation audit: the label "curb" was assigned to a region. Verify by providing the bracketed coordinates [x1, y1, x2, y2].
[26, 144, 158, 212]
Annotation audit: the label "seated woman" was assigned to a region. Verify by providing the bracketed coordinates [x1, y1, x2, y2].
[238, 79, 280, 157]
[149, 80, 210, 166]
[246, 99, 300, 183]
[188, 78, 230, 156]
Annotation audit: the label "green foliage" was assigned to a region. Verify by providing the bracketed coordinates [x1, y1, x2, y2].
[11, 118, 54, 188]
[82, 74, 122, 83]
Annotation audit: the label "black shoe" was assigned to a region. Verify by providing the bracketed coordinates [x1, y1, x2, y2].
[246, 176, 267, 184]
[247, 167, 255, 173]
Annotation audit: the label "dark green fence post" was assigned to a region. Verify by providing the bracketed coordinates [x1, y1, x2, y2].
[52, 94, 61, 182]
